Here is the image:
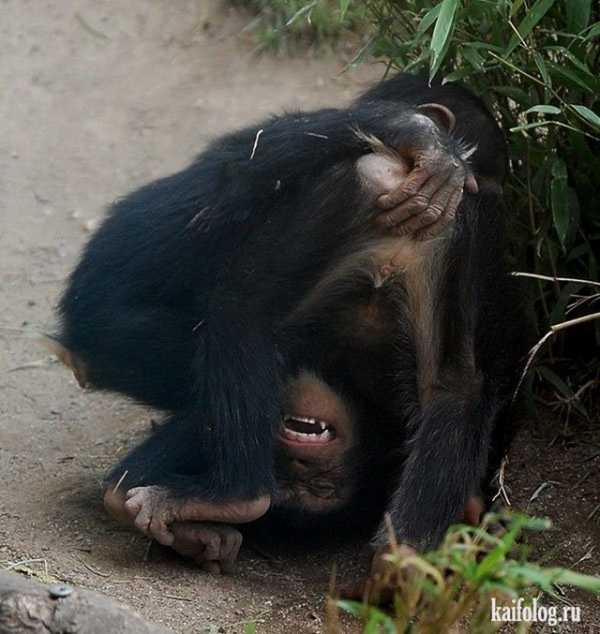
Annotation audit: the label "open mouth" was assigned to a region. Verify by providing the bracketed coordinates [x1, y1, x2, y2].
[281, 415, 337, 445]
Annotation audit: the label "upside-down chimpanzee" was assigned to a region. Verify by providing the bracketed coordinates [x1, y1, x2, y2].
[56, 73, 527, 574]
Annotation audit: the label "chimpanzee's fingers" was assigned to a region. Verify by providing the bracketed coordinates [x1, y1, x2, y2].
[376, 167, 452, 229]
[375, 163, 433, 213]
[201, 532, 222, 561]
[201, 560, 222, 574]
[123, 487, 175, 545]
[148, 514, 175, 546]
[415, 184, 463, 241]
[127, 495, 153, 536]
[220, 529, 243, 574]
[465, 171, 478, 194]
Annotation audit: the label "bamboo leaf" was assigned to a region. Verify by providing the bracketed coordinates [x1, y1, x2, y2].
[525, 105, 561, 115]
[583, 23, 600, 41]
[339, 0, 351, 21]
[548, 63, 594, 93]
[429, 0, 459, 80]
[506, 0, 556, 55]
[572, 105, 600, 131]
[462, 45, 484, 70]
[566, 0, 591, 33]
[545, 46, 594, 76]
[550, 158, 569, 248]
[492, 85, 531, 105]
[416, 4, 442, 37]
[532, 51, 551, 90]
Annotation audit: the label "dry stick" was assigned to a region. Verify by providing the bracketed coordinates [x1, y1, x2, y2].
[112, 470, 129, 494]
[511, 271, 600, 288]
[249, 129, 264, 160]
[492, 456, 511, 506]
[512, 311, 600, 401]
[76, 557, 111, 578]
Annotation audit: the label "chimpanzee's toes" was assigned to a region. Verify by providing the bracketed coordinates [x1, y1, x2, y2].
[170, 522, 243, 574]
[123, 486, 175, 546]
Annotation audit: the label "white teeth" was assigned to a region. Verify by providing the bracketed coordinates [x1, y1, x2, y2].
[284, 415, 317, 425]
[282, 428, 333, 444]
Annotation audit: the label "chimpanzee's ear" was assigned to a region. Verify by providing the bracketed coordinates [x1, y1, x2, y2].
[417, 103, 456, 133]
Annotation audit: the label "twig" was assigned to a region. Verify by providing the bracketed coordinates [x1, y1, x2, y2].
[75, 13, 110, 40]
[249, 129, 264, 160]
[4, 558, 48, 573]
[587, 503, 600, 521]
[511, 272, 600, 288]
[551, 312, 600, 332]
[76, 557, 111, 578]
[492, 457, 511, 506]
[112, 470, 129, 494]
[513, 311, 600, 400]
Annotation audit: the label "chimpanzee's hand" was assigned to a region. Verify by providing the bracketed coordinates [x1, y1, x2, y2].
[120, 485, 270, 547]
[375, 104, 478, 240]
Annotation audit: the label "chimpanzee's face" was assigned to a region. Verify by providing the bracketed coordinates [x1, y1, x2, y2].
[273, 372, 360, 514]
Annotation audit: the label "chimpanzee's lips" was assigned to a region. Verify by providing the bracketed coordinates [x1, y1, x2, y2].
[280, 415, 337, 445]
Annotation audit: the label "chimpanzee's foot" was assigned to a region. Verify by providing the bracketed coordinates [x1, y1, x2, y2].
[121, 485, 269, 546]
[169, 522, 243, 574]
[103, 486, 263, 573]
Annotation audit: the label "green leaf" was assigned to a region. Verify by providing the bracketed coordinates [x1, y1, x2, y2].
[510, 0, 525, 17]
[545, 46, 594, 76]
[532, 51, 551, 91]
[475, 517, 526, 581]
[550, 158, 569, 248]
[551, 568, 600, 593]
[444, 67, 473, 82]
[539, 365, 589, 417]
[462, 45, 484, 70]
[566, 0, 591, 33]
[429, 0, 459, 80]
[506, 0, 556, 55]
[525, 105, 561, 115]
[572, 105, 600, 131]
[337, 600, 365, 618]
[364, 608, 397, 634]
[492, 85, 531, 105]
[416, 4, 442, 38]
[339, 0, 351, 21]
[583, 23, 600, 41]
[548, 63, 595, 93]
[243, 624, 257, 634]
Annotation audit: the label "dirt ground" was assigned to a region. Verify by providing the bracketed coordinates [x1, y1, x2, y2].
[0, 1, 598, 633]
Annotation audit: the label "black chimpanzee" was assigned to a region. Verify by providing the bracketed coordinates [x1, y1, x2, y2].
[56, 73, 527, 572]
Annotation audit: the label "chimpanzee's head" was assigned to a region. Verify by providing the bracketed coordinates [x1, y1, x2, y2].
[273, 371, 363, 516]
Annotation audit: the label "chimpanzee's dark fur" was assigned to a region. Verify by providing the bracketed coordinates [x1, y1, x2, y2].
[59, 73, 527, 550]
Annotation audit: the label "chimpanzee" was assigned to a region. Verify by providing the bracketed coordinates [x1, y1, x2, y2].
[56, 73, 526, 572]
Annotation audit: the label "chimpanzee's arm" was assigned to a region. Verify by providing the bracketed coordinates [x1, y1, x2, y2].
[373, 191, 527, 551]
